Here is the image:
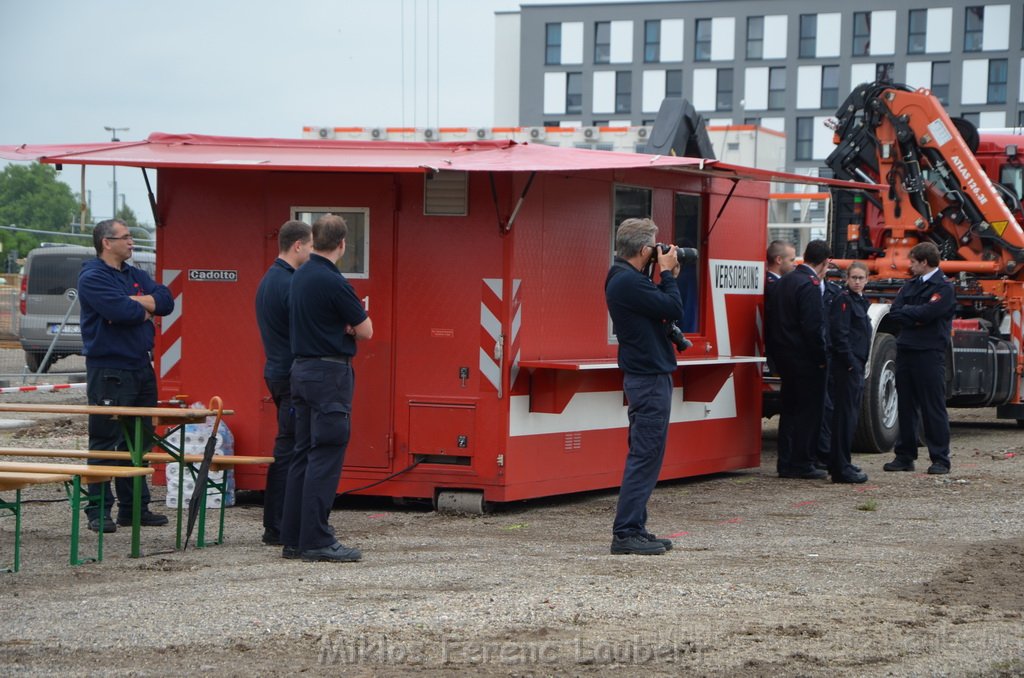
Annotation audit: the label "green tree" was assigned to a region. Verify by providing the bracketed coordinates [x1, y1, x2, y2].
[116, 203, 139, 228]
[0, 163, 80, 258]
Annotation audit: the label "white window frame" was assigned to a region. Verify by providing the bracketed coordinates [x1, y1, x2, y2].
[292, 206, 370, 279]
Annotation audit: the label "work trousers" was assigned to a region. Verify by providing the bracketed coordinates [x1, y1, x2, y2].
[613, 372, 672, 538]
[85, 365, 156, 520]
[817, 367, 835, 466]
[262, 375, 296, 537]
[894, 348, 951, 468]
[776, 360, 827, 476]
[828, 362, 865, 476]
[281, 358, 353, 553]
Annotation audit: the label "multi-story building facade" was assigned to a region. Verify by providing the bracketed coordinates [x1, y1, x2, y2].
[497, 1, 1024, 175]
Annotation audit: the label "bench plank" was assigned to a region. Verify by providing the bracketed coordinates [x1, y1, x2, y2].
[0, 471, 73, 492]
[0, 461, 153, 478]
[0, 448, 272, 468]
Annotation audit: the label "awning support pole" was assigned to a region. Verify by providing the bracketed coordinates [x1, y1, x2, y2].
[142, 168, 161, 228]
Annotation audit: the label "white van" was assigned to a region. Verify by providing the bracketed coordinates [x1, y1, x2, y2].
[18, 245, 155, 372]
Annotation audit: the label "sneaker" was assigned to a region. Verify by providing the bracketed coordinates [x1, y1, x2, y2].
[301, 542, 362, 563]
[117, 511, 169, 527]
[883, 458, 915, 472]
[610, 534, 666, 555]
[640, 530, 674, 551]
[831, 470, 869, 484]
[262, 529, 282, 546]
[282, 545, 301, 560]
[88, 516, 117, 533]
[927, 463, 950, 475]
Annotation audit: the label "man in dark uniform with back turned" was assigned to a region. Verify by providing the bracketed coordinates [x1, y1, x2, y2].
[884, 241, 956, 474]
[281, 214, 372, 562]
[767, 239, 832, 479]
[254, 220, 312, 545]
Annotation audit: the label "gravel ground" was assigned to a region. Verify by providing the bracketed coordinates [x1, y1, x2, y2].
[1, 394, 1022, 677]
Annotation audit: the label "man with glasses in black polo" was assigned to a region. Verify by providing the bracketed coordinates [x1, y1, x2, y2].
[79, 218, 174, 533]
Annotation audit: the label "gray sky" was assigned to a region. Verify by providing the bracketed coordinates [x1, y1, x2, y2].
[0, 0, 530, 224]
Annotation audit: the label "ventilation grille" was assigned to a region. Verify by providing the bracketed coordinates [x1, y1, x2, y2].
[423, 171, 468, 216]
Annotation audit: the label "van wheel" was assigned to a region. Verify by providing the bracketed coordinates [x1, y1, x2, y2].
[25, 351, 51, 374]
[852, 333, 899, 453]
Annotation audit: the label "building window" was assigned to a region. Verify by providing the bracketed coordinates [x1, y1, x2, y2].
[988, 59, 1007, 104]
[744, 116, 762, 125]
[768, 67, 786, 109]
[1019, 111, 1024, 127]
[615, 71, 632, 114]
[592, 119, 609, 127]
[595, 21, 611, 64]
[695, 19, 712, 61]
[672, 193, 703, 333]
[821, 65, 840, 109]
[716, 69, 733, 111]
[964, 7, 984, 52]
[931, 61, 950, 105]
[961, 112, 980, 127]
[546, 23, 561, 64]
[666, 70, 683, 99]
[566, 72, 582, 114]
[795, 117, 814, 160]
[644, 20, 660, 62]
[876, 62, 895, 82]
[295, 207, 369, 277]
[907, 9, 926, 54]
[747, 16, 764, 60]
[852, 12, 871, 56]
[799, 15, 816, 58]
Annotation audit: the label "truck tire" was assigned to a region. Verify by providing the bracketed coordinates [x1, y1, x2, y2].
[853, 332, 899, 453]
[24, 351, 51, 374]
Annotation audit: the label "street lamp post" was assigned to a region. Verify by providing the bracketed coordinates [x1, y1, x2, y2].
[103, 126, 128, 219]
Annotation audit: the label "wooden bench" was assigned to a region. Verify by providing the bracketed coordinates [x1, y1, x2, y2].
[0, 448, 272, 549]
[0, 400, 232, 557]
[0, 471, 73, 572]
[0, 461, 153, 567]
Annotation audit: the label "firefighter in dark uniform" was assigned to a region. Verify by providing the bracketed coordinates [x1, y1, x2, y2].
[815, 275, 843, 469]
[764, 240, 796, 456]
[767, 239, 832, 479]
[884, 242, 956, 474]
[828, 262, 871, 483]
[281, 214, 373, 562]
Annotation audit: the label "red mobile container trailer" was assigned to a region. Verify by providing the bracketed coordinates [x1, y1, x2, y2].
[1, 134, 853, 508]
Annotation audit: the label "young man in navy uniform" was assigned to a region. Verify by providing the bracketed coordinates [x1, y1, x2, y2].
[605, 218, 684, 555]
[281, 214, 372, 562]
[828, 262, 871, 483]
[254, 220, 312, 545]
[884, 242, 956, 474]
[767, 239, 832, 479]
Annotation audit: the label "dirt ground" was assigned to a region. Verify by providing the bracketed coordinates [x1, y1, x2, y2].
[1, 402, 1023, 677]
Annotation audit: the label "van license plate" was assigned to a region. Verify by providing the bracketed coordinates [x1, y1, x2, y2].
[48, 324, 80, 335]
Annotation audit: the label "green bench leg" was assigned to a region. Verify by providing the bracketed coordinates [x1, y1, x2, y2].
[68, 479, 105, 566]
[0, 490, 22, 573]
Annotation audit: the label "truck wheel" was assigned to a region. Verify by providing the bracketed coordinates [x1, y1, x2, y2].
[853, 333, 899, 453]
[24, 351, 51, 374]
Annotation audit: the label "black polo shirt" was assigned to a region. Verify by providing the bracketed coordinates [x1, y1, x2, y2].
[289, 253, 368, 358]
[255, 258, 296, 380]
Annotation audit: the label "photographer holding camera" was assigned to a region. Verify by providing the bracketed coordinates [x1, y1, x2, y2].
[604, 218, 685, 556]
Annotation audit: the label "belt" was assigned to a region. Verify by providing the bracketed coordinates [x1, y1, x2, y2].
[296, 355, 352, 364]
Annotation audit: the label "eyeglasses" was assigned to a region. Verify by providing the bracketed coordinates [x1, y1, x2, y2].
[105, 234, 134, 241]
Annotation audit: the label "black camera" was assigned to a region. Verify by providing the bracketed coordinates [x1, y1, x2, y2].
[665, 321, 692, 353]
[649, 244, 700, 266]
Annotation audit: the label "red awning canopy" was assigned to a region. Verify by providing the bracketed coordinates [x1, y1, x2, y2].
[0, 132, 878, 190]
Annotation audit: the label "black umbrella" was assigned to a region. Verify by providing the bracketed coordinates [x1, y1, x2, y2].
[184, 396, 224, 550]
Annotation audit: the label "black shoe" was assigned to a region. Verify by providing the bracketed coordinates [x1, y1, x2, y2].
[117, 511, 169, 527]
[927, 463, 950, 475]
[850, 464, 863, 473]
[262, 529, 282, 546]
[88, 516, 117, 533]
[883, 458, 915, 472]
[640, 530, 674, 551]
[301, 542, 362, 563]
[832, 470, 868, 484]
[611, 534, 666, 555]
[813, 460, 829, 471]
[282, 545, 300, 560]
[779, 468, 828, 480]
